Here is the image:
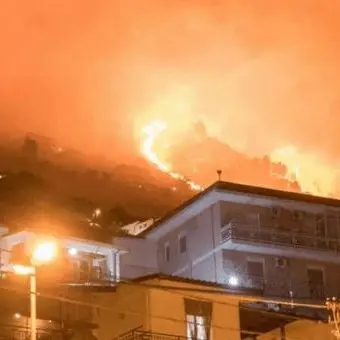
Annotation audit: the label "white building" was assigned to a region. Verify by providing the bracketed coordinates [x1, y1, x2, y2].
[117, 181, 340, 305]
[0, 228, 125, 285]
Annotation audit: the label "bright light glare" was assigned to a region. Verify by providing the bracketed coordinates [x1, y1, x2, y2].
[228, 276, 239, 287]
[31, 241, 57, 265]
[14, 313, 21, 319]
[13, 264, 35, 276]
[68, 247, 78, 256]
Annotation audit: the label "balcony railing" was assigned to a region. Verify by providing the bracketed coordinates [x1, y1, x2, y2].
[221, 223, 340, 253]
[62, 269, 118, 285]
[115, 328, 188, 340]
[231, 275, 265, 291]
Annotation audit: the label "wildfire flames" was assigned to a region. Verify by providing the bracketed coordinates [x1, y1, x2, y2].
[270, 145, 339, 198]
[141, 120, 340, 198]
[142, 120, 203, 191]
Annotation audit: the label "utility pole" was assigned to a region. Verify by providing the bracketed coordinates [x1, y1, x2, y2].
[30, 269, 37, 340]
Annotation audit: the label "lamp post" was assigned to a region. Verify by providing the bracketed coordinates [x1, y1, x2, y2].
[12, 241, 57, 340]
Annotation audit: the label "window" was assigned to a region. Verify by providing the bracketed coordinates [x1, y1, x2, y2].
[316, 214, 326, 237]
[247, 260, 265, 290]
[308, 268, 325, 299]
[185, 299, 212, 340]
[164, 242, 170, 262]
[179, 234, 187, 254]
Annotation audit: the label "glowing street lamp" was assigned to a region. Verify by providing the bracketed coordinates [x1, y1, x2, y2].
[31, 241, 57, 265]
[12, 240, 58, 340]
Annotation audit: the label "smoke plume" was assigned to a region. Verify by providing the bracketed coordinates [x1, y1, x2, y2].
[1, 1, 340, 175]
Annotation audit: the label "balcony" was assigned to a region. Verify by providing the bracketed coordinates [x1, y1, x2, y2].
[60, 267, 118, 286]
[115, 328, 188, 340]
[221, 223, 340, 261]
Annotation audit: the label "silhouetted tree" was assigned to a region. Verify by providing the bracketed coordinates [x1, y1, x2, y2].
[0, 171, 45, 205]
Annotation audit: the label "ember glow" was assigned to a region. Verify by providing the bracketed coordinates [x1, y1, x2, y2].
[141, 120, 203, 191]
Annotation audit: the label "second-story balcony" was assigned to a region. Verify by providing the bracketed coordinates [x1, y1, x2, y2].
[62, 266, 118, 286]
[221, 223, 340, 262]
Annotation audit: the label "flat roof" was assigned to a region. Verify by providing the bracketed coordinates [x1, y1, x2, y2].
[141, 181, 340, 237]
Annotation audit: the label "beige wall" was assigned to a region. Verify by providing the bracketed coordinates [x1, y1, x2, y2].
[147, 279, 240, 340]
[93, 285, 147, 340]
[95, 278, 241, 340]
[257, 320, 334, 340]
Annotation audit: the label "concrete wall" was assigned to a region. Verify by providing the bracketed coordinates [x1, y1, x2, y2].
[148, 279, 241, 340]
[93, 285, 147, 340]
[156, 203, 222, 283]
[222, 249, 340, 298]
[95, 278, 241, 340]
[115, 237, 158, 279]
[257, 320, 334, 340]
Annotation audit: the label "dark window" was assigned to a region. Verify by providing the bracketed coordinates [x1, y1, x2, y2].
[179, 235, 187, 254]
[308, 268, 324, 299]
[247, 260, 265, 289]
[316, 215, 326, 237]
[165, 244, 170, 262]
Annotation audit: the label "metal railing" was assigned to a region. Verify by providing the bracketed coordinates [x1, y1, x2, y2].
[61, 269, 118, 286]
[221, 223, 340, 253]
[230, 275, 265, 291]
[115, 328, 188, 340]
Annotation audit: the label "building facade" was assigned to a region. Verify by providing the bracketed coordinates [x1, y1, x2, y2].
[93, 274, 243, 340]
[124, 182, 340, 304]
[0, 228, 125, 340]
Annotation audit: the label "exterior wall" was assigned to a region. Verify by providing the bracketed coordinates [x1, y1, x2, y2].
[157, 203, 222, 283]
[115, 237, 158, 278]
[93, 285, 147, 340]
[222, 249, 340, 299]
[148, 279, 241, 340]
[257, 320, 333, 340]
[0, 280, 95, 340]
[95, 278, 241, 340]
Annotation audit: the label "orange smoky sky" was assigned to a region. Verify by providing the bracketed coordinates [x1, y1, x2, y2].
[1, 0, 340, 164]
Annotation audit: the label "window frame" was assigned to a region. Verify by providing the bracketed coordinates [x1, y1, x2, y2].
[178, 233, 187, 254]
[164, 242, 170, 262]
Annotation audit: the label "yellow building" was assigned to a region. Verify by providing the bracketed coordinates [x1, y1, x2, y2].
[257, 319, 334, 340]
[93, 274, 248, 340]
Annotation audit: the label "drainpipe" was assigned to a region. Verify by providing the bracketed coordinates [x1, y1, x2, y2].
[210, 206, 218, 283]
[111, 249, 120, 282]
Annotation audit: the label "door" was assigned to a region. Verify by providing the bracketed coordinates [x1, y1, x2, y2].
[308, 268, 325, 299]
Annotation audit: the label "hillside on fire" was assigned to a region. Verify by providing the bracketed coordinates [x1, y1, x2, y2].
[0, 129, 304, 236]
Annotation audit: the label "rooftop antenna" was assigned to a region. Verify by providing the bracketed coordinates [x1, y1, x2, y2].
[217, 170, 222, 181]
